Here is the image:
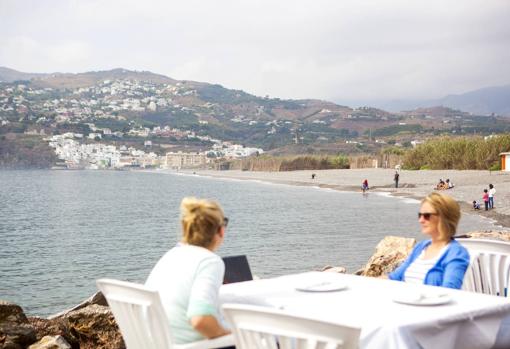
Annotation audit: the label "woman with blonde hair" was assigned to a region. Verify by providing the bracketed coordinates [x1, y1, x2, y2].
[387, 192, 470, 289]
[146, 197, 231, 345]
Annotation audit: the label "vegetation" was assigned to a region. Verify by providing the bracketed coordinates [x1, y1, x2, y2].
[403, 135, 510, 170]
[0, 134, 57, 169]
[223, 154, 350, 171]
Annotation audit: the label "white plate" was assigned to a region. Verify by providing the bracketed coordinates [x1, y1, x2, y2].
[392, 292, 452, 306]
[295, 281, 348, 292]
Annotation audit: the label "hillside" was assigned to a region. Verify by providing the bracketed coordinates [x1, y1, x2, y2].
[0, 67, 47, 83]
[2, 67, 510, 169]
[29, 68, 178, 89]
[373, 85, 510, 116]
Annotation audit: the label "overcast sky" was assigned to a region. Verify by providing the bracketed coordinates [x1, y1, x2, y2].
[1, 0, 509, 104]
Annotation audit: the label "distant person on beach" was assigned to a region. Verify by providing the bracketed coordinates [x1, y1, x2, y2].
[394, 171, 399, 188]
[446, 179, 454, 189]
[472, 200, 480, 210]
[362, 179, 369, 193]
[488, 184, 496, 209]
[146, 197, 232, 345]
[483, 189, 489, 211]
[311, 173, 316, 179]
[385, 192, 470, 289]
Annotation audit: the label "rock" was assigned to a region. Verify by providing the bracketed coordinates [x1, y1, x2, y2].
[63, 304, 124, 349]
[28, 317, 78, 349]
[28, 335, 71, 349]
[359, 236, 416, 277]
[0, 323, 37, 349]
[48, 292, 107, 320]
[29, 304, 124, 349]
[460, 231, 510, 241]
[321, 265, 347, 273]
[0, 301, 37, 349]
[0, 301, 29, 324]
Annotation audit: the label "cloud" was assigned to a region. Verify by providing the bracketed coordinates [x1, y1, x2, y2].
[0, 0, 509, 102]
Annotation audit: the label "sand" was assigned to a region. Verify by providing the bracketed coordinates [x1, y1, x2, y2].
[185, 168, 510, 229]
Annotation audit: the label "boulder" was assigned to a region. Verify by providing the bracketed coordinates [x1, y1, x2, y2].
[0, 301, 29, 324]
[28, 317, 78, 349]
[358, 236, 416, 277]
[63, 304, 124, 349]
[29, 304, 124, 349]
[48, 292, 107, 320]
[0, 301, 37, 349]
[28, 335, 71, 349]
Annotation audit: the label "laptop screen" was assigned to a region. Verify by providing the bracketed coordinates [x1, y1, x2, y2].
[222, 255, 253, 284]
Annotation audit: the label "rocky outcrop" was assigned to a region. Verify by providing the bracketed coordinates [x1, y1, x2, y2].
[0, 301, 36, 349]
[357, 235, 416, 277]
[28, 305, 124, 349]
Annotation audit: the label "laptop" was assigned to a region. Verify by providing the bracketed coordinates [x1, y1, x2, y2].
[222, 255, 253, 284]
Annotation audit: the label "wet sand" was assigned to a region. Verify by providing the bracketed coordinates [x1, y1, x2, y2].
[185, 169, 510, 229]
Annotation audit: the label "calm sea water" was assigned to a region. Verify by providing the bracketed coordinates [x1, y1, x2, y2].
[0, 170, 498, 316]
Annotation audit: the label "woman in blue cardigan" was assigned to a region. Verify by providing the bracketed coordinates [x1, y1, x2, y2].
[388, 192, 470, 289]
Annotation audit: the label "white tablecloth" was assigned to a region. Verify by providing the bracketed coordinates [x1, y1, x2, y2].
[219, 272, 510, 349]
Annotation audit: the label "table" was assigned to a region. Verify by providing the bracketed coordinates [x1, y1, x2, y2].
[219, 272, 510, 349]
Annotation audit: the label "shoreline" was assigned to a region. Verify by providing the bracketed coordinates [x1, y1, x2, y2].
[177, 168, 510, 229]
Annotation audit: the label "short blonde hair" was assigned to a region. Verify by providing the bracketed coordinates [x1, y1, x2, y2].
[422, 192, 460, 239]
[180, 197, 224, 248]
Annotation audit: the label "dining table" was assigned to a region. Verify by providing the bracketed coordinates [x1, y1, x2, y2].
[219, 271, 510, 349]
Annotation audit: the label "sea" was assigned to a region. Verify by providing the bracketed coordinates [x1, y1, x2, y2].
[0, 170, 500, 317]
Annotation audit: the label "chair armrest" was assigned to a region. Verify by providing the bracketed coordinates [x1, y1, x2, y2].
[175, 334, 234, 349]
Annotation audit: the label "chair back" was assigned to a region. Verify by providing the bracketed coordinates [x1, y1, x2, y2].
[222, 303, 360, 349]
[458, 238, 510, 255]
[462, 252, 510, 297]
[458, 238, 510, 297]
[97, 278, 174, 349]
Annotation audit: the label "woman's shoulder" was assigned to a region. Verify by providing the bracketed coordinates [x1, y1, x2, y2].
[446, 239, 470, 259]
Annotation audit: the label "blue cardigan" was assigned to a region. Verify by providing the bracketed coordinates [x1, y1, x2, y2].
[388, 239, 470, 289]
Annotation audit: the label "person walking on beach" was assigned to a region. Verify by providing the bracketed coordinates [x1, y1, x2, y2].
[483, 189, 489, 211]
[488, 184, 496, 209]
[394, 171, 400, 188]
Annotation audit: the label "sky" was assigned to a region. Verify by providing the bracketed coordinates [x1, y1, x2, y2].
[1, 0, 509, 104]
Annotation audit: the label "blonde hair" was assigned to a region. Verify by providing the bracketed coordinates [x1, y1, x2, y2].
[180, 197, 224, 248]
[422, 192, 460, 240]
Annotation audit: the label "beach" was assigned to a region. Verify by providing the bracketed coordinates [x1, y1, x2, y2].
[186, 169, 510, 229]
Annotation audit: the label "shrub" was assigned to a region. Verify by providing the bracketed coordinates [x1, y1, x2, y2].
[402, 135, 510, 170]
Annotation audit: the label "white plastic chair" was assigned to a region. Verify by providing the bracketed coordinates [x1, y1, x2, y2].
[97, 279, 234, 349]
[222, 303, 360, 349]
[462, 252, 510, 297]
[458, 238, 510, 296]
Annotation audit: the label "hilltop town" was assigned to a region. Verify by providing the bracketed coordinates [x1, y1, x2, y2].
[1, 67, 510, 169]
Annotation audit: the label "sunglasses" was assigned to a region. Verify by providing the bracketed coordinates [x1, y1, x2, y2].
[418, 212, 438, 220]
[223, 217, 229, 227]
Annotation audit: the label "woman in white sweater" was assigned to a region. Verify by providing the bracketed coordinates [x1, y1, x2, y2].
[146, 197, 231, 345]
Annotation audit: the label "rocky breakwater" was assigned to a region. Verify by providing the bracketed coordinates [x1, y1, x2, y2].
[2, 230, 509, 349]
[0, 293, 124, 349]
